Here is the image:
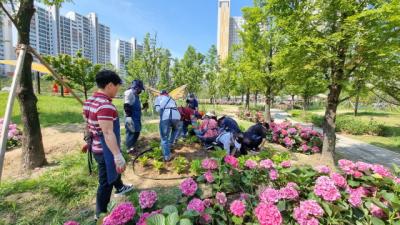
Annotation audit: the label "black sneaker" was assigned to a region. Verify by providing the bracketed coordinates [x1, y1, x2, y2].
[115, 184, 134, 196]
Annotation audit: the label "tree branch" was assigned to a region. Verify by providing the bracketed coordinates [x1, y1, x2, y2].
[0, 2, 17, 26]
[339, 95, 354, 103]
[371, 89, 400, 106]
[9, 0, 15, 13]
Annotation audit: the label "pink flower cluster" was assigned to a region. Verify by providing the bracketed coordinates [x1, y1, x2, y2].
[63, 221, 79, 225]
[136, 210, 161, 225]
[315, 165, 331, 174]
[260, 159, 274, 169]
[338, 159, 393, 179]
[280, 184, 299, 200]
[254, 202, 283, 225]
[139, 190, 158, 209]
[201, 158, 218, 170]
[269, 169, 279, 180]
[259, 187, 280, 203]
[229, 200, 246, 217]
[280, 160, 291, 168]
[180, 178, 198, 196]
[245, 159, 258, 169]
[330, 172, 347, 189]
[346, 187, 365, 207]
[216, 192, 227, 206]
[293, 200, 324, 225]
[204, 170, 214, 183]
[187, 198, 205, 213]
[103, 202, 136, 225]
[370, 203, 387, 219]
[314, 176, 341, 202]
[224, 155, 238, 168]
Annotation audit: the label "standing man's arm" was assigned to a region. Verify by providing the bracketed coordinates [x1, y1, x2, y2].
[155, 96, 162, 112]
[98, 120, 126, 173]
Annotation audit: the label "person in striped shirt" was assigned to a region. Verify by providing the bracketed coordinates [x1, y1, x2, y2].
[83, 70, 133, 220]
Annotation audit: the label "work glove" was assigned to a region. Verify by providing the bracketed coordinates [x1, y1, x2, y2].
[125, 117, 135, 133]
[114, 153, 126, 174]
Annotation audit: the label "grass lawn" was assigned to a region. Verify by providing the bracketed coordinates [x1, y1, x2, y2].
[288, 109, 400, 153]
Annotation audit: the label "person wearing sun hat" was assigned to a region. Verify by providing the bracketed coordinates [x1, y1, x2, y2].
[196, 111, 219, 149]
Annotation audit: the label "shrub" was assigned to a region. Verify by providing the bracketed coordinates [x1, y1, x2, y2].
[336, 117, 384, 135]
[172, 156, 188, 174]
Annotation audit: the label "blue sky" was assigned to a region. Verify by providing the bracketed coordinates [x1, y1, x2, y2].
[59, 0, 253, 64]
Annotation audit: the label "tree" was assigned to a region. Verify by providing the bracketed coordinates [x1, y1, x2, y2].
[269, 0, 400, 164]
[240, 3, 283, 120]
[158, 49, 172, 90]
[0, 0, 67, 169]
[204, 45, 219, 104]
[173, 46, 205, 94]
[45, 51, 102, 100]
[217, 53, 238, 101]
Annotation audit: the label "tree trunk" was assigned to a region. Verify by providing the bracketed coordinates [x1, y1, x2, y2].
[255, 91, 258, 107]
[291, 94, 295, 109]
[303, 95, 308, 111]
[264, 88, 272, 123]
[84, 88, 88, 100]
[354, 92, 360, 117]
[60, 83, 64, 97]
[16, 0, 47, 169]
[36, 72, 40, 94]
[241, 93, 244, 104]
[245, 88, 250, 110]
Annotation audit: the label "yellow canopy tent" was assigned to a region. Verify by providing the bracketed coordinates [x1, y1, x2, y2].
[0, 59, 51, 74]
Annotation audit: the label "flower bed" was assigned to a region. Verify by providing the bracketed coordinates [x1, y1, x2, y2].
[0, 118, 22, 150]
[267, 122, 323, 154]
[67, 153, 400, 225]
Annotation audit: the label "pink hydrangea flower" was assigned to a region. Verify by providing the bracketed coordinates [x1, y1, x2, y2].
[203, 198, 212, 208]
[64, 221, 80, 225]
[372, 164, 392, 178]
[311, 146, 320, 153]
[259, 187, 280, 203]
[300, 132, 310, 140]
[280, 185, 299, 200]
[300, 144, 309, 152]
[136, 210, 161, 225]
[314, 176, 341, 202]
[330, 172, 347, 189]
[293, 200, 323, 225]
[103, 202, 136, 225]
[280, 160, 291, 168]
[204, 170, 214, 183]
[260, 159, 274, 169]
[201, 158, 218, 170]
[281, 129, 288, 136]
[347, 187, 365, 207]
[254, 202, 283, 225]
[187, 198, 205, 213]
[370, 204, 387, 219]
[229, 200, 246, 217]
[139, 190, 158, 209]
[287, 182, 299, 188]
[269, 169, 279, 181]
[216, 192, 227, 206]
[315, 165, 331, 174]
[245, 159, 258, 169]
[355, 161, 372, 172]
[284, 137, 293, 147]
[201, 213, 212, 224]
[288, 127, 297, 135]
[338, 159, 356, 175]
[180, 178, 198, 196]
[353, 171, 363, 178]
[395, 177, 400, 184]
[224, 155, 239, 168]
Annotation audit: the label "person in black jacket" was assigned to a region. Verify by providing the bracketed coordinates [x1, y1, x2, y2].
[240, 122, 269, 154]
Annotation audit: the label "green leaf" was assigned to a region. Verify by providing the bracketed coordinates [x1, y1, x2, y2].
[179, 218, 193, 225]
[147, 214, 166, 225]
[371, 217, 385, 225]
[162, 205, 179, 214]
[277, 201, 286, 211]
[182, 210, 200, 218]
[232, 216, 243, 225]
[347, 180, 361, 187]
[166, 212, 179, 225]
[321, 202, 332, 217]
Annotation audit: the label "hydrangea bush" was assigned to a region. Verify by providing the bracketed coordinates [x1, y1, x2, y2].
[267, 122, 323, 154]
[73, 154, 399, 225]
[0, 118, 22, 149]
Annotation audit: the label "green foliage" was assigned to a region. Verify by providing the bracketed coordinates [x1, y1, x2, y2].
[336, 117, 385, 136]
[153, 160, 164, 172]
[172, 156, 188, 174]
[204, 45, 219, 99]
[44, 51, 102, 100]
[271, 152, 291, 164]
[138, 155, 150, 167]
[210, 148, 227, 159]
[189, 159, 202, 176]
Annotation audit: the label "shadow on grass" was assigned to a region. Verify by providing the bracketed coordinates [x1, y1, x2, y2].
[341, 111, 393, 117]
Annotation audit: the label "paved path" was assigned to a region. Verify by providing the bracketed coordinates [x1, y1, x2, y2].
[270, 109, 400, 168]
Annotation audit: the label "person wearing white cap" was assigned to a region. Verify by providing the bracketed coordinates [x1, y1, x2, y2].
[196, 112, 219, 149]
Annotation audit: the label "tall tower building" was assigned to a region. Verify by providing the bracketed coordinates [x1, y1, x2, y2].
[0, 14, 14, 76]
[229, 16, 245, 50]
[116, 37, 143, 77]
[217, 0, 230, 61]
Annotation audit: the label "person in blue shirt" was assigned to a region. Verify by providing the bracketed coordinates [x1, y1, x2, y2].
[187, 93, 198, 111]
[124, 80, 145, 154]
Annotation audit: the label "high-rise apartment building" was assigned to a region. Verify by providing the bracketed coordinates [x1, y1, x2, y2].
[116, 37, 143, 76]
[0, 14, 13, 76]
[217, 0, 245, 61]
[29, 5, 110, 64]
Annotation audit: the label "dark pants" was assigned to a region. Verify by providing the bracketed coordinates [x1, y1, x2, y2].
[241, 136, 263, 154]
[199, 136, 217, 146]
[181, 120, 191, 137]
[126, 131, 140, 149]
[94, 153, 123, 217]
